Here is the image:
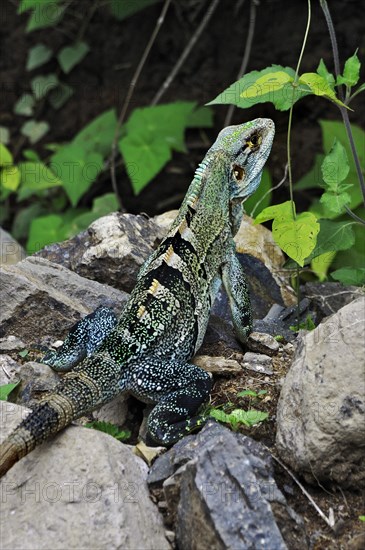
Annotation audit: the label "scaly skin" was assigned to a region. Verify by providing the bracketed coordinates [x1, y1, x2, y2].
[0, 118, 275, 477]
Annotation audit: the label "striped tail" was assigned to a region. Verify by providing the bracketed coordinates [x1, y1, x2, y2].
[0, 354, 121, 478]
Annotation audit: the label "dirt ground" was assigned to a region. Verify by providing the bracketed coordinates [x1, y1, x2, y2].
[1, 0, 364, 547]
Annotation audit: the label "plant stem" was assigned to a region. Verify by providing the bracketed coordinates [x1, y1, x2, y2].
[319, 0, 365, 206]
[286, 0, 311, 327]
[151, 0, 220, 106]
[110, 0, 172, 210]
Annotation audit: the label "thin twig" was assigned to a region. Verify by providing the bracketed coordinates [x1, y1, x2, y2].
[224, 0, 257, 127]
[110, 0, 172, 210]
[266, 447, 336, 530]
[150, 0, 221, 106]
[319, 0, 365, 206]
[344, 206, 365, 225]
[248, 163, 288, 217]
[286, 0, 311, 328]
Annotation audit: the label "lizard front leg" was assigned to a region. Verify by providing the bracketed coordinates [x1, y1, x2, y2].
[128, 359, 212, 445]
[221, 247, 252, 345]
[42, 306, 117, 371]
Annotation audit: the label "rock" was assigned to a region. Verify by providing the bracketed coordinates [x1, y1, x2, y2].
[0, 401, 170, 550]
[247, 331, 280, 355]
[0, 335, 27, 352]
[10, 361, 60, 405]
[92, 393, 129, 428]
[276, 297, 365, 488]
[242, 352, 273, 375]
[0, 256, 128, 344]
[303, 281, 363, 319]
[36, 213, 164, 293]
[0, 354, 21, 386]
[148, 421, 307, 549]
[0, 227, 26, 265]
[234, 215, 296, 307]
[193, 355, 242, 375]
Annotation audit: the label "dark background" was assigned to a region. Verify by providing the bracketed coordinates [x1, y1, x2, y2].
[1, 0, 364, 216]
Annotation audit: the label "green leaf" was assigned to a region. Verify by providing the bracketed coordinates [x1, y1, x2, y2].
[12, 202, 45, 240]
[209, 408, 231, 423]
[0, 143, 13, 166]
[21, 120, 50, 144]
[48, 83, 74, 109]
[316, 59, 335, 89]
[27, 214, 64, 253]
[124, 102, 196, 153]
[244, 167, 272, 216]
[24, 1, 65, 32]
[229, 409, 269, 427]
[23, 149, 41, 161]
[321, 139, 350, 189]
[320, 140, 352, 215]
[120, 132, 171, 194]
[334, 208, 365, 270]
[18, 349, 29, 358]
[18, 161, 62, 193]
[0, 382, 19, 401]
[109, 0, 161, 21]
[208, 65, 310, 111]
[73, 109, 117, 157]
[295, 154, 324, 190]
[299, 73, 348, 108]
[320, 189, 351, 214]
[51, 144, 103, 206]
[359, 516, 365, 522]
[26, 43, 53, 70]
[237, 390, 258, 397]
[187, 106, 213, 128]
[331, 267, 365, 286]
[307, 220, 355, 262]
[255, 201, 319, 266]
[14, 93, 35, 116]
[57, 41, 89, 74]
[85, 420, 131, 441]
[31, 74, 59, 100]
[70, 193, 119, 231]
[0, 126, 10, 145]
[308, 121, 364, 218]
[0, 165, 21, 191]
[337, 51, 361, 87]
[119, 102, 197, 193]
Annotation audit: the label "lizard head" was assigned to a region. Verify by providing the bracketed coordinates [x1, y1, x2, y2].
[210, 118, 275, 201]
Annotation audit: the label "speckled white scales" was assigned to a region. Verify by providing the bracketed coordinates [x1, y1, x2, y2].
[0, 119, 275, 476]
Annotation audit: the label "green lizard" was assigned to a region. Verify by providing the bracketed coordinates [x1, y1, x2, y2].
[0, 118, 275, 477]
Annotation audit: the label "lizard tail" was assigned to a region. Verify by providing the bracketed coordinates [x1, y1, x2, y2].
[0, 355, 121, 478]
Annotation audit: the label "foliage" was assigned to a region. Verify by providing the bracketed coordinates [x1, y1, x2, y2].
[290, 315, 316, 333]
[209, 48, 365, 285]
[2, 0, 364, 291]
[84, 420, 131, 441]
[209, 407, 269, 430]
[0, 382, 20, 402]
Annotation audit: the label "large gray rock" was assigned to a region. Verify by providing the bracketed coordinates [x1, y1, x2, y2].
[0, 227, 26, 265]
[276, 297, 365, 488]
[36, 213, 164, 293]
[0, 256, 128, 344]
[148, 421, 307, 549]
[0, 401, 170, 550]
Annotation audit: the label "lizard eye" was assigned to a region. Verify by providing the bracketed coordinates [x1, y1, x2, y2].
[246, 132, 262, 150]
[233, 165, 245, 181]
